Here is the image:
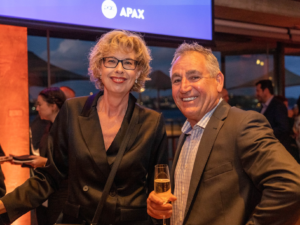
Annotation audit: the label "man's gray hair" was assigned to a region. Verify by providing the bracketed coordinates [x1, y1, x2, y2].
[171, 42, 220, 77]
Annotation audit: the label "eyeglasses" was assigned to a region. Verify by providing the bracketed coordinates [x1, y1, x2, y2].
[102, 57, 139, 70]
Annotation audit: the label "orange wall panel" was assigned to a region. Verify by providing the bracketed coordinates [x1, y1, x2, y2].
[0, 24, 30, 225]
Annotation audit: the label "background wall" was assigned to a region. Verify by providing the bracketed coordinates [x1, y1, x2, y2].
[0, 24, 30, 225]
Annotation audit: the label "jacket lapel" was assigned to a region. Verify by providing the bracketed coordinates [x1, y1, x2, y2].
[171, 133, 186, 192]
[120, 94, 141, 154]
[78, 91, 111, 179]
[184, 101, 230, 218]
[78, 92, 141, 178]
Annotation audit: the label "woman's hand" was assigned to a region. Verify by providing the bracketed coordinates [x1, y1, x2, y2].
[24, 156, 48, 168]
[147, 191, 177, 220]
[0, 201, 6, 214]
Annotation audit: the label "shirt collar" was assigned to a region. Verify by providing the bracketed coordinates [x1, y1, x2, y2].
[181, 98, 223, 134]
[262, 95, 273, 108]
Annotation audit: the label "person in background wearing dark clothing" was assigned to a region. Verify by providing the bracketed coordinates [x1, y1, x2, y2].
[255, 80, 290, 150]
[31, 87, 67, 225]
[30, 86, 76, 152]
[10, 87, 67, 225]
[273, 95, 300, 162]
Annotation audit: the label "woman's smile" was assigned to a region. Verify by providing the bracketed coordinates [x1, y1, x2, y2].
[111, 76, 127, 83]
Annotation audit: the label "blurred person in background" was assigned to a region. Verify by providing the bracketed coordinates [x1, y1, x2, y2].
[17, 87, 66, 225]
[274, 95, 300, 162]
[30, 86, 76, 155]
[291, 115, 300, 163]
[256, 80, 290, 150]
[0, 30, 167, 225]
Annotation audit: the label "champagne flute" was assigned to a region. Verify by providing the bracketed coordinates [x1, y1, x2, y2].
[154, 164, 171, 225]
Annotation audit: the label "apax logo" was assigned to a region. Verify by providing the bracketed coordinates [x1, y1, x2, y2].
[102, 0, 117, 19]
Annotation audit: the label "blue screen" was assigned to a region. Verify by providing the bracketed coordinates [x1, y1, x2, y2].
[0, 0, 213, 40]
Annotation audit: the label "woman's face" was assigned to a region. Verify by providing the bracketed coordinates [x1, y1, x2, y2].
[36, 95, 54, 121]
[100, 50, 139, 96]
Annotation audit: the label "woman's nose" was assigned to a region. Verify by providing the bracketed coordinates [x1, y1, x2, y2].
[115, 61, 124, 71]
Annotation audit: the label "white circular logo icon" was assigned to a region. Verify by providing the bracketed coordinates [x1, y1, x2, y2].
[102, 0, 117, 19]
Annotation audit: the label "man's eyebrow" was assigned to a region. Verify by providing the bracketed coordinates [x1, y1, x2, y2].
[186, 70, 202, 76]
[171, 73, 181, 80]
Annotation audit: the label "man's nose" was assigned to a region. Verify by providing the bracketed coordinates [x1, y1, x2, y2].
[180, 78, 192, 93]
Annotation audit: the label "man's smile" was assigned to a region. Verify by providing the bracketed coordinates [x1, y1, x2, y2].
[182, 97, 197, 102]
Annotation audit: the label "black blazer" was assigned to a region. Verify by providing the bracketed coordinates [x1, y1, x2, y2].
[171, 101, 300, 225]
[1, 92, 168, 225]
[263, 97, 289, 148]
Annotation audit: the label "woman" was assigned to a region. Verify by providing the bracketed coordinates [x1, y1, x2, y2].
[0, 30, 168, 225]
[30, 87, 67, 225]
[28, 87, 66, 169]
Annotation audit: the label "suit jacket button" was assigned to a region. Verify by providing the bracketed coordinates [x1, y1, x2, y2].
[83, 185, 89, 191]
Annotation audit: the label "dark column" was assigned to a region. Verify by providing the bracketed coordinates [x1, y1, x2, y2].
[273, 43, 285, 96]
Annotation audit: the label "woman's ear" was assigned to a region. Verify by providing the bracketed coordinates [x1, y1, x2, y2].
[51, 103, 59, 113]
[136, 71, 141, 80]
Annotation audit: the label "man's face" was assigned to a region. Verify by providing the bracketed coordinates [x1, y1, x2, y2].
[170, 52, 223, 127]
[256, 84, 266, 103]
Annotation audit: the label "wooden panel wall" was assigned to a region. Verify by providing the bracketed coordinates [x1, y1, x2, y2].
[0, 24, 30, 225]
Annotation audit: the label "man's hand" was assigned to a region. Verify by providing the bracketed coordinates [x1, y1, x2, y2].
[147, 191, 177, 219]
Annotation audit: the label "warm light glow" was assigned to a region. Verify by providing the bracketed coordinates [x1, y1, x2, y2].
[256, 59, 260, 65]
[260, 61, 264, 66]
[0, 24, 30, 225]
[90, 92, 93, 95]
[140, 88, 145, 92]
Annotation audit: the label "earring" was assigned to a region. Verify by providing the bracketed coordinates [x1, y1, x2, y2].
[135, 79, 137, 83]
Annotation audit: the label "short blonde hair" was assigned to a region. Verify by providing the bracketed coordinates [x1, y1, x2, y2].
[171, 42, 220, 77]
[88, 30, 152, 92]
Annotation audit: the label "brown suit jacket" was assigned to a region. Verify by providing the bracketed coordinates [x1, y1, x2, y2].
[1, 92, 168, 225]
[171, 100, 300, 225]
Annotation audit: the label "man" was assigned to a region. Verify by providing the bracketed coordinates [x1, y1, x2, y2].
[147, 43, 300, 225]
[255, 80, 290, 149]
[221, 88, 229, 103]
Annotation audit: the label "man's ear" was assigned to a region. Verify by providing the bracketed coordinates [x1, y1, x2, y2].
[215, 72, 224, 93]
